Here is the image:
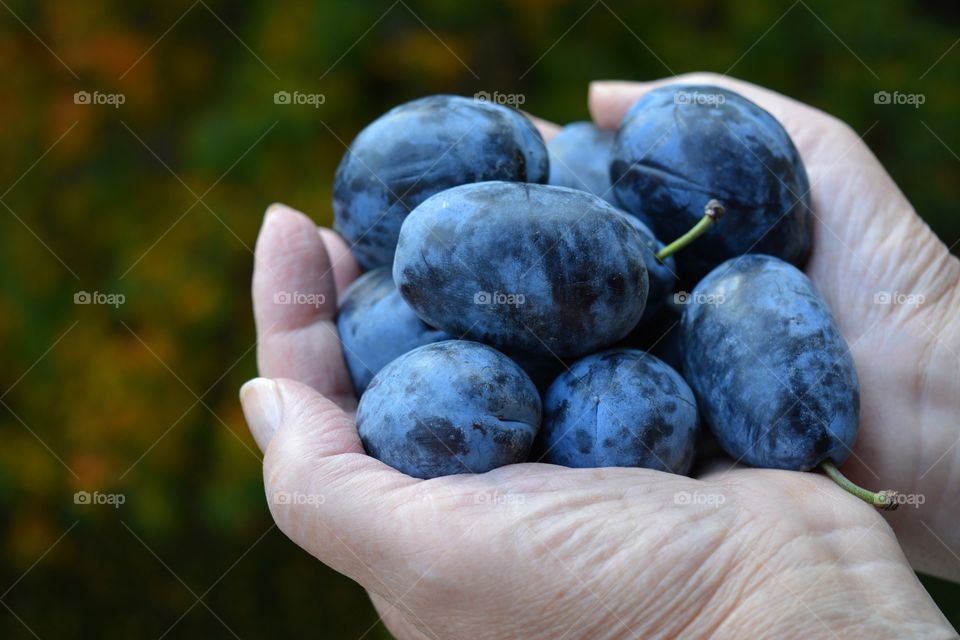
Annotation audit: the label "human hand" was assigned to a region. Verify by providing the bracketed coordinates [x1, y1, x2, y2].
[588, 72, 960, 580]
[240, 105, 956, 635]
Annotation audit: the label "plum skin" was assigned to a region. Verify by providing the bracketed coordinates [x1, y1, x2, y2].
[333, 95, 549, 270]
[547, 124, 675, 323]
[337, 267, 450, 396]
[356, 340, 541, 479]
[616, 211, 676, 327]
[680, 254, 859, 470]
[548, 122, 617, 205]
[611, 84, 812, 283]
[535, 349, 699, 474]
[393, 181, 650, 359]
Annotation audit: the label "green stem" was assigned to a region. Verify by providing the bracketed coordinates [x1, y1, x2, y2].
[820, 460, 899, 511]
[655, 199, 726, 262]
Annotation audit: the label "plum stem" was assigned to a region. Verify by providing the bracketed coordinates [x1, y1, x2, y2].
[820, 460, 900, 511]
[655, 199, 726, 262]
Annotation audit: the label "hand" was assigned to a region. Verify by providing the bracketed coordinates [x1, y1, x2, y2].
[240, 73, 958, 639]
[588, 72, 960, 579]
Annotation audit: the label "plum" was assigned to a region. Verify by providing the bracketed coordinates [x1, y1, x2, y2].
[681, 254, 858, 471]
[616, 210, 676, 326]
[357, 340, 541, 479]
[535, 349, 698, 474]
[547, 122, 617, 204]
[337, 267, 450, 395]
[333, 95, 548, 269]
[611, 85, 812, 283]
[547, 123, 678, 324]
[622, 304, 684, 373]
[394, 181, 649, 359]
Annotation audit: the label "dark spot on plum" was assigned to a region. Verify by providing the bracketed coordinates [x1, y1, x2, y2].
[408, 418, 468, 458]
[575, 429, 593, 455]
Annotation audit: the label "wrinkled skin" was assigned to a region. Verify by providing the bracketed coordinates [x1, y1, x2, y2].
[357, 341, 540, 479]
[548, 121, 617, 204]
[337, 267, 450, 395]
[682, 255, 859, 470]
[535, 349, 698, 474]
[244, 74, 960, 639]
[333, 95, 548, 269]
[394, 182, 649, 359]
[611, 84, 812, 284]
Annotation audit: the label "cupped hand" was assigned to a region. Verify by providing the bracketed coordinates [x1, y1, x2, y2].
[240, 74, 959, 639]
[587, 73, 960, 578]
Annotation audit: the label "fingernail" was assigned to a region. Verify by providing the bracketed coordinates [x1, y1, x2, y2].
[588, 80, 614, 96]
[240, 378, 283, 451]
[265, 202, 297, 221]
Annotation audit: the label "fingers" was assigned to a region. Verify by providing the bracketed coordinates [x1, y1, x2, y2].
[253, 203, 356, 406]
[242, 377, 425, 592]
[319, 227, 362, 297]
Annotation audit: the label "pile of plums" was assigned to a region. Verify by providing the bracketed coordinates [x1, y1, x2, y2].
[329, 89, 890, 507]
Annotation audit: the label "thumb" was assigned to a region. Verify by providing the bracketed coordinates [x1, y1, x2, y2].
[240, 377, 423, 593]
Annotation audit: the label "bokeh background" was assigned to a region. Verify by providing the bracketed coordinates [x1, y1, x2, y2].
[2, 0, 959, 637]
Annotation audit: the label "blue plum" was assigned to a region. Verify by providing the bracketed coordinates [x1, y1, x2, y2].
[534, 349, 698, 474]
[616, 211, 676, 326]
[611, 85, 812, 283]
[337, 267, 450, 395]
[357, 340, 541, 479]
[681, 254, 859, 470]
[394, 182, 650, 359]
[548, 122, 617, 204]
[334, 95, 549, 269]
[622, 304, 684, 372]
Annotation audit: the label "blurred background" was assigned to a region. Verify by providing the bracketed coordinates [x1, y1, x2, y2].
[1, 0, 958, 637]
